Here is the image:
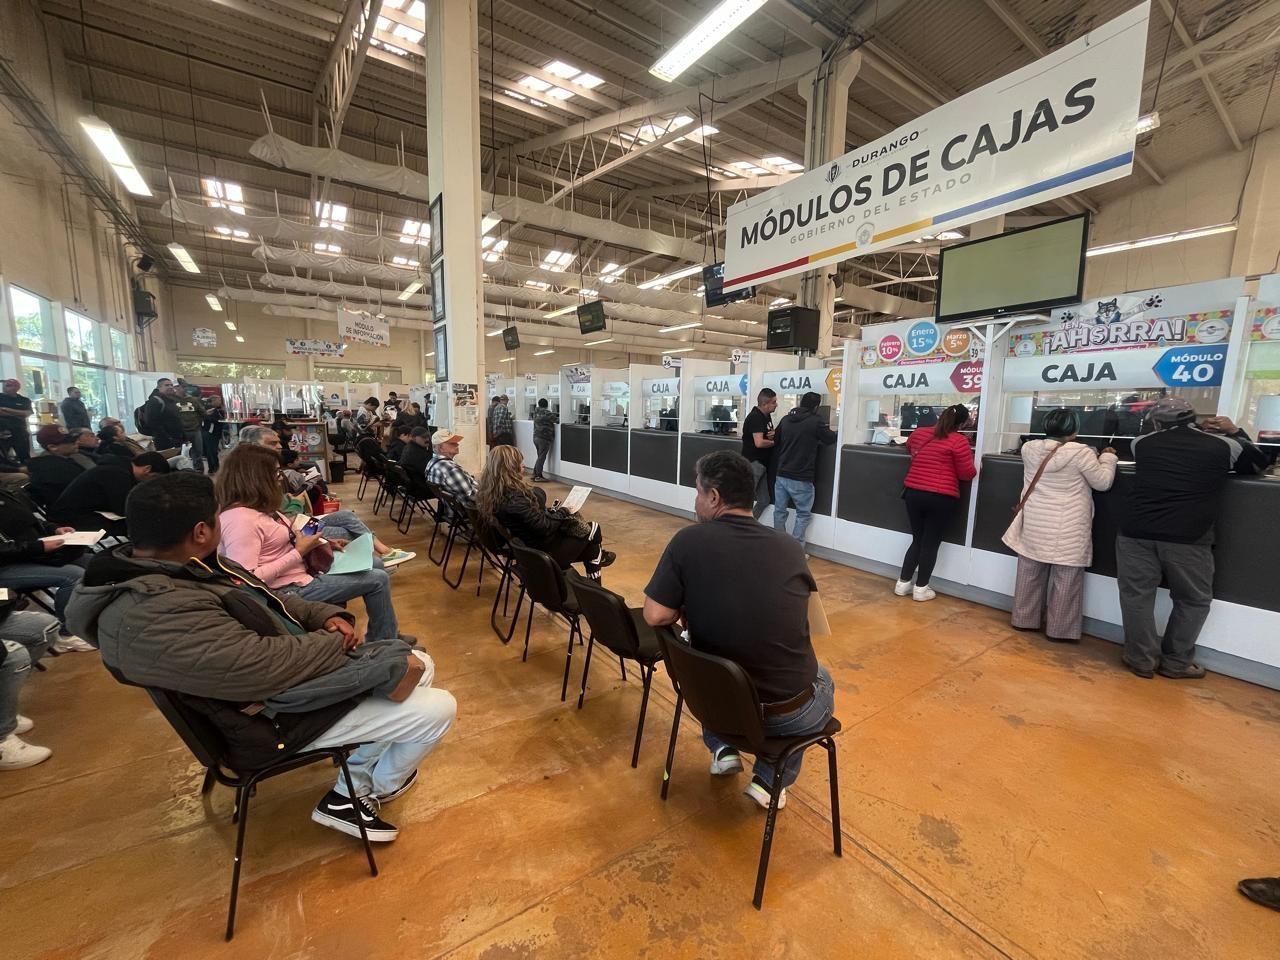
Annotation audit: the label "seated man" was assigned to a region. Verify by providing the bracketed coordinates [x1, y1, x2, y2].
[425, 432, 476, 501]
[97, 421, 147, 461]
[643, 450, 834, 810]
[400, 426, 434, 479]
[66, 473, 456, 840]
[50, 451, 170, 535]
[73, 428, 104, 462]
[26, 425, 94, 507]
[386, 424, 413, 462]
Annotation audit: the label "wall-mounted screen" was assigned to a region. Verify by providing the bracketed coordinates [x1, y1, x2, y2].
[501, 326, 520, 350]
[703, 262, 755, 307]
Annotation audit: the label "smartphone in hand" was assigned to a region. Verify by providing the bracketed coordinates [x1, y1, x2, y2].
[301, 518, 323, 536]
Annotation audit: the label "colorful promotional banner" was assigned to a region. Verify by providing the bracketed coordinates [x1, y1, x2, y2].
[338, 308, 390, 347]
[857, 317, 983, 397]
[285, 338, 346, 357]
[722, 3, 1149, 291]
[1250, 273, 1280, 341]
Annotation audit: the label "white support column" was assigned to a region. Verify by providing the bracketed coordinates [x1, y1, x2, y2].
[426, 0, 486, 475]
[797, 50, 861, 359]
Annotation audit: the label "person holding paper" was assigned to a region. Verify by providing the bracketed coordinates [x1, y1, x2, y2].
[50, 451, 171, 536]
[476, 446, 614, 579]
[643, 450, 832, 811]
[214, 444, 402, 643]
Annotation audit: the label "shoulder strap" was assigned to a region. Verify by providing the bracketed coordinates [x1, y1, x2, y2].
[1012, 442, 1064, 515]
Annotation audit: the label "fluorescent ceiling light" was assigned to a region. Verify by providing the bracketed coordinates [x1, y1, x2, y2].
[204, 293, 222, 312]
[1135, 111, 1161, 134]
[313, 243, 342, 255]
[1085, 222, 1237, 257]
[598, 263, 623, 283]
[525, 279, 550, 291]
[424, 351, 434, 357]
[650, 0, 767, 82]
[545, 304, 578, 318]
[224, 320, 236, 330]
[533, 349, 555, 356]
[584, 337, 614, 346]
[79, 117, 152, 197]
[391, 256, 420, 267]
[663, 347, 696, 354]
[499, 356, 515, 363]
[659, 321, 702, 333]
[167, 243, 200, 273]
[235, 335, 245, 343]
[486, 328, 504, 336]
[398, 279, 424, 300]
[638, 264, 702, 289]
[579, 288, 598, 298]
[519, 75, 552, 92]
[935, 230, 965, 241]
[770, 297, 791, 306]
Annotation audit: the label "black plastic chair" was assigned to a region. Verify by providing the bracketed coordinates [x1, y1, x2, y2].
[475, 516, 523, 644]
[435, 488, 477, 590]
[568, 572, 667, 767]
[656, 633, 842, 909]
[142, 687, 377, 940]
[354, 438, 387, 505]
[508, 539, 583, 701]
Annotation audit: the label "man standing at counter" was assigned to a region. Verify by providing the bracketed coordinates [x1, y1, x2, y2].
[741, 388, 777, 519]
[772, 392, 837, 549]
[1117, 398, 1267, 680]
[531, 398, 557, 482]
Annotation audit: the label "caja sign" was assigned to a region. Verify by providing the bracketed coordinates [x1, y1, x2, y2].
[642, 378, 680, 396]
[1003, 343, 1228, 391]
[760, 370, 828, 394]
[693, 376, 745, 396]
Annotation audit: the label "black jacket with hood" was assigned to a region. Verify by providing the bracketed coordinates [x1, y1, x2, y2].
[773, 407, 837, 483]
[143, 390, 185, 449]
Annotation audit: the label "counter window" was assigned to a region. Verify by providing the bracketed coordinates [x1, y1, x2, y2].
[596, 381, 629, 427]
[640, 378, 680, 431]
[1242, 289, 1280, 451]
[692, 375, 745, 435]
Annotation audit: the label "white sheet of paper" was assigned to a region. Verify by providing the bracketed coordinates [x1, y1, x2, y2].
[41, 530, 104, 547]
[0, 588, 9, 601]
[560, 485, 592, 515]
[327, 532, 374, 575]
[96, 511, 125, 521]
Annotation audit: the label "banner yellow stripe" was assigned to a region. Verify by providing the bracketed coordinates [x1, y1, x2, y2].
[873, 218, 935, 243]
[805, 237, 862, 263]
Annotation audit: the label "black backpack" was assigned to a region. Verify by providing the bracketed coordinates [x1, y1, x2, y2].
[133, 401, 150, 435]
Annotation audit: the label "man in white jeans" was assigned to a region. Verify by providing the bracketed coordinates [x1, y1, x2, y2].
[67, 472, 455, 842]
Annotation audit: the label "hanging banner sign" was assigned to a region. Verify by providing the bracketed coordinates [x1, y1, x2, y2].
[285, 338, 346, 357]
[338, 309, 391, 347]
[722, 3, 1149, 291]
[192, 326, 217, 347]
[564, 365, 591, 384]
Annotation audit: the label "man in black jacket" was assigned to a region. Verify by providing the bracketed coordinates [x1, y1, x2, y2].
[27, 426, 95, 507]
[67, 472, 456, 841]
[59, 387, 90, 431]
[1117, 398, 1267, 680]
[143, 379, 185, 451]
[50, 451, 170, 535]
[771, 392, 837, 548]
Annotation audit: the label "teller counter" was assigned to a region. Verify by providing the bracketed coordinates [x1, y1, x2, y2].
[590, 426, 629, 474]
[559, 423, 591, 466]
[678, 433, 838, 516]
[629, 429, 678, 484]
[836, 444, 970, 541]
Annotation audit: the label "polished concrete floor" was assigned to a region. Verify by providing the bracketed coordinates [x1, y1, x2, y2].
[4, 481, 1278, 958]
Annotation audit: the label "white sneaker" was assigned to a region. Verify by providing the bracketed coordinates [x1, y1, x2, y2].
[743, 776, 787, 810]
[893, 579, 913, 596]
[14, 715, 33, 735]
[380, 548, 417, 568]
[51, 635, 95, 653]
[709, 746, 743, 775]
[0, 733, 52, 770]
[912, 585, 936, 602]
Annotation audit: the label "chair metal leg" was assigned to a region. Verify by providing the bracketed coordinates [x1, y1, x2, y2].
[521, 600, 535, 662]
[336, 752, 378, 878]
[438, 525, 458, 582]
[443, 535, 474, 590]
[660, 692, 683, 800]
[427, 510, 447, 564]
[559, 618, 578, 702]
[201, 767, 216, 796]
[618, 655, 628, 681]
[826, 739, 842, 857]
[631, 665, 652, 768]
[230, 784, 242, 824]
[575, 634, 596, 709]
[752, 773, 788, 910]
[225, 777, 253, 940]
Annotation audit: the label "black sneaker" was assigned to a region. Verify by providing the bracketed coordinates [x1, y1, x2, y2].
[596, 550, 616, 569]
[311, 790, 399, 841]
[373, 769, 417, 804]
[1238, 877, 1280, 912]
[1157, 661, 1207, 680]
[1121, 655, 1154, 679]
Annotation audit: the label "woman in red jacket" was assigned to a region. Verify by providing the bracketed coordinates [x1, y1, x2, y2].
[895, 404, 977, 601]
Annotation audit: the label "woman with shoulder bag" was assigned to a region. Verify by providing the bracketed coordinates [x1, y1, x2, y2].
[895, 404, 977, 602]
[1003, 408, 1117, 641]
[476, 445, 615, 579]
[215, 443, 401, 641]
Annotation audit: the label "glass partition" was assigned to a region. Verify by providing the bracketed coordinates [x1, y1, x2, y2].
[596, 379, 629, 426]
[1242, 275, 1280, 454]
[691, 374, 746, 435]
[639, 377, 680, 430]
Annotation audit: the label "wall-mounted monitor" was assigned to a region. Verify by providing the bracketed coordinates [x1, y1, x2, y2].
[935, 213, 1089, 323]
[702, 262, 755, 307]
[501, 326, 520, 350]
[577, 300, 607, 335]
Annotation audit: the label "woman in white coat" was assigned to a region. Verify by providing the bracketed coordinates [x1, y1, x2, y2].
[1003, 408, 1118, 641]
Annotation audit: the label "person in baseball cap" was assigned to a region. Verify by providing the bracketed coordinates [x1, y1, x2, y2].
[1117, 395, 1268, 680]
[426, 431, 476, 503]
[27, 425, 96, 507]
[0, 378, 33, 463]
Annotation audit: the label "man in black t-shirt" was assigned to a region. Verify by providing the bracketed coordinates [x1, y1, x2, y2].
[644, 450, 833, 810]
[0, 379, 34, 463]
[740, 388, 778, 519]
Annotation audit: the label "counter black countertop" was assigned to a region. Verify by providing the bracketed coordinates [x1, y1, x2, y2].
[836, 443, 970, 543]
[629, 429, 679, 484]
[559, 422, 590, 466]
[591, 425, 628, 473]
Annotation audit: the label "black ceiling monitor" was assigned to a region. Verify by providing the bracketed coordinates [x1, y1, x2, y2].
[501, 326, 520, 350]
[577, 299, 607, 335]
[766, 306, 820, 352]
[703, 262, 755, 307]
[935, 212, 1089, 323]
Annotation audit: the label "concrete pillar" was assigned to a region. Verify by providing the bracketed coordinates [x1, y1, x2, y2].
[1230, 127, 1280, 278]
[797, 50, 861, 359]
[426, 0, 486, 475]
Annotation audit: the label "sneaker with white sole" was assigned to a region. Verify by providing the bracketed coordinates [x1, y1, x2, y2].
[372, 769, 417, 803]
[14, 715, 33, 735]
[0, 733, 52, 770]
[51, 635, 95, 653]
[912, 585, 936, 602]
[743, 775, 786, 810]
[893, 579, 913, 596]
[310, 790, 399, 841]
[380, 548, 417, 568]
[709, 746, 743, 775]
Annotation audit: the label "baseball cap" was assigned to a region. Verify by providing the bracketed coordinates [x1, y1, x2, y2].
[410, 426, 433, 439]
[35, 424, 74, 447]
[1149, 396, 1196, 425]
[433, 432, 464, 446]
[2, 378, 20, 389]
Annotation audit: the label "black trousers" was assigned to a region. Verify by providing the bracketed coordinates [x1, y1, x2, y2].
[899, 488, 958, 586]
[546, 523, 604, 573]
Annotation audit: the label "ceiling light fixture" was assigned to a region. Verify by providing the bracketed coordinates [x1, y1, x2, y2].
[234, 335, 245, 343]
[224, 321, 236, 330]
[167, 243, 200, 273]
[637, 264, 703, 289]
[545, 305, 578, 318]
[204, 293, 222, 312]
[584, 337, 614, 346]
[1085, 222, 1237, 258]
[663, 346, 696, 354]
[658, 320, 702, 333]
[499, 356, 515, 363]
[425, 351, 435, 357]
[485, 328, 504, 337]
[649, 0, 767, 82]
[533, 349, 555, 356]
[79, 117, 152, 197]
[935, 230, 965, 241]
[398, 280, 424, 300]
[1135, 111, 1161, 135]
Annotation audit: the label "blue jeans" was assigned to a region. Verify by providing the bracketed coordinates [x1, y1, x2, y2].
[0, 609, 57, 737]
[320, 510, 375, 545]
[284, 567, 398, 641]
[702, 666, 835, 789]
[772, 477, 816, 546]
[0, 562, 86, 627]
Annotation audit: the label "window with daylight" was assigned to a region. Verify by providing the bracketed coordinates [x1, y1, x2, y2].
[65, 310, 102, 364]
[540, 250, 575, 272]
[598, 263, 623, 283]
[315, 202, 347, 230]
[482, 239, 508, 263]
[400, 219, 430, 245]
[9, 285, 56, 354]
[313, 364, 404, 383]
[110, 327, 131, 369]
[203, 178, 245, 215]
[215, 226, 250, 239]
[391, 256, 420, 267]
[71, 364, 109, 418]
[313, 243, 342, 255]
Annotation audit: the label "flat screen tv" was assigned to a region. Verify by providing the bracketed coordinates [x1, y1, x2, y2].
[577, 300, 607, 335]
[501, 326, 520, 350]
[935, 213, 1089, 323]
[702, 262, 756, 307]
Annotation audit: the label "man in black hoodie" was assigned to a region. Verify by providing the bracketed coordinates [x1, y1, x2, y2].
[143, 379, 185, 451]
[771, 391, 837, 548]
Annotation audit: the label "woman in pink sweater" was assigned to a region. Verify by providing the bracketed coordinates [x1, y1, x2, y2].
[215, 444, 399, 641]
[894, 404, 977, 602]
